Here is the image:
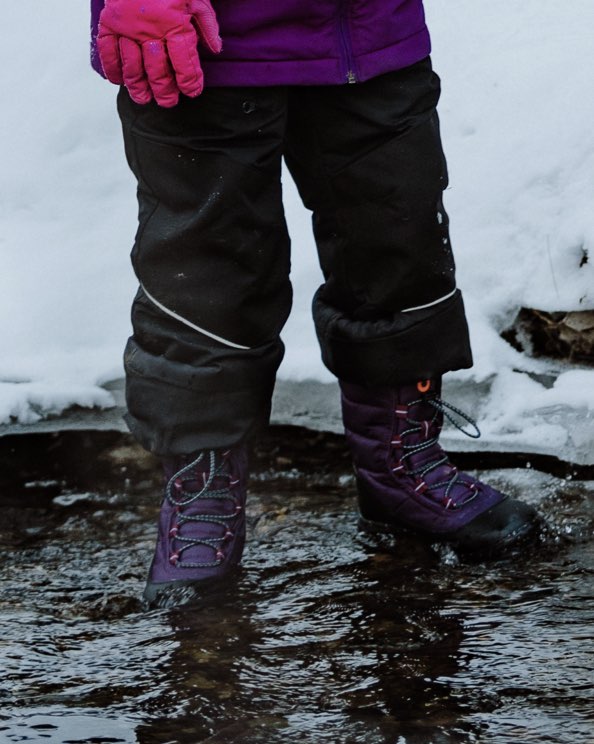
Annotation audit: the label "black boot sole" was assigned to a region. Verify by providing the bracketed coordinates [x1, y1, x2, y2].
[359, 498, 543, 559]
[143, 569, 241, 610]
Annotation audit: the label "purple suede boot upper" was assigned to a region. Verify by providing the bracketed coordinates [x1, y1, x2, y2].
[340, 379, 505, 537]
[146, 447, 248, 593]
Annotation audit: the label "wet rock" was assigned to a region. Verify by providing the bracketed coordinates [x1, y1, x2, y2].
[503, 307, 594, 363]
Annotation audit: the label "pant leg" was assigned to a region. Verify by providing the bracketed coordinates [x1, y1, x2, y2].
[284, 58, 473, 387]
[117, 87, 291, 455]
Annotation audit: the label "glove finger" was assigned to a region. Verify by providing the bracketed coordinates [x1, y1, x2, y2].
[97, 33, 124, 84]
[142, 40, 180, 108]
[191, 0, 223, 53]
[167, 32, 204, 98]
[119, 38, 152, 105]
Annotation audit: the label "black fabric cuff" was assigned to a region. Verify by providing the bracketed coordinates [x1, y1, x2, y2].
[313, 288, 473, 386]
[123, 337, 282, 455]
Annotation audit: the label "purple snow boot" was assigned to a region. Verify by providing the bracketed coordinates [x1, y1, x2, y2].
[340, 379, 540, 556]
[144, 446, 248, 607]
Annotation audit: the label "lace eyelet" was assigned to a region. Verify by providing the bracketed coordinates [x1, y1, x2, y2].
[414, 479, 428, 495]
[169, 552, 180, 565]
[215, 550, 225, 562]
[169, 525, 179, 538]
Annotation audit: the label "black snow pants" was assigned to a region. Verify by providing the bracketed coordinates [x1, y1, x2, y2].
[117, 57, 472, 456]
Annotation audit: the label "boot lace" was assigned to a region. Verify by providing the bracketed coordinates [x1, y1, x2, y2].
[166, 450, 241, 568]
[392, 390, 482, 511]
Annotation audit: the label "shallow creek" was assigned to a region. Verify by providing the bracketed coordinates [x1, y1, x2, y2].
[0, 431, 592, 743]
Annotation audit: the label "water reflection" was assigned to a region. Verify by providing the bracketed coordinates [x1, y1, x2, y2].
[0, 463, 592, 743]
[133, 500, 494, 743]
[135, 567, 477, 742]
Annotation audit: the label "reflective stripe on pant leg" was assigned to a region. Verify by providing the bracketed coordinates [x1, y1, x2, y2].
[118, 87, 292, 454]
[284, 59, 472, 385]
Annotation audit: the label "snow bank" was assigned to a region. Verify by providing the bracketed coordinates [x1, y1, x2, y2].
[1, 0, 593, 449]
[0, 2, 136, 422]
[427, 0, 594, 378]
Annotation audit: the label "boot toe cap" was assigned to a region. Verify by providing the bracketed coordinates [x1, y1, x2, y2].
[450, 496, 542, 556]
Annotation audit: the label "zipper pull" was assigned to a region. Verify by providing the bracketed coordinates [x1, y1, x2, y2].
[346, 70, 357, 84]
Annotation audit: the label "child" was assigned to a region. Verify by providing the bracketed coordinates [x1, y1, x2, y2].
[91, 0, 539, 606]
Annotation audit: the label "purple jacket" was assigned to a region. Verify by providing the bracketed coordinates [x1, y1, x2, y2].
[90, 0, 430, 86]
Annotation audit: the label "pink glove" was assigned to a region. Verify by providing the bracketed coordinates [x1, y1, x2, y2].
[97, 0, 222, 108]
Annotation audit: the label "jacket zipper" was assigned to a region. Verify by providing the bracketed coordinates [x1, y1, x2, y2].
[338, 0, 357, 83]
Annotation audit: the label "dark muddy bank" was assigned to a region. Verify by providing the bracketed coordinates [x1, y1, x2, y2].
[0, 430, 592, 743]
